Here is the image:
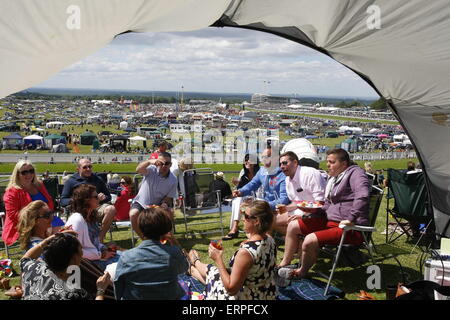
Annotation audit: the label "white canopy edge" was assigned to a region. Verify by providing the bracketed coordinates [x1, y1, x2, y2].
[2, 0, 450, 235]
[0, 0, 232, 98]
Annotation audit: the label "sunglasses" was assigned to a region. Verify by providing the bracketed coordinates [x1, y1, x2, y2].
[157, 161, 172, 166]
[120, 181, 126, 184]
[279, 161, 289, 166]
[37, 211, 54, 219]
[82, 165, 92, 169]
[20, 169, 35, 175]
[243, 213, 257, 220]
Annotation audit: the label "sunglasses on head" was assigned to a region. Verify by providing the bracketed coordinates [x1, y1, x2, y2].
[38, 211, 54, 219]
[20, 168, 35, 175]
[243, 213, 257, 220]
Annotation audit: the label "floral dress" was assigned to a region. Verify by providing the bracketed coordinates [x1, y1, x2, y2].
[20, 258, 90, 300]
[204, 236, 277, 300]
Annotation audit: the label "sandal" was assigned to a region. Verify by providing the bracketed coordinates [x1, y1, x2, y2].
[222, 232, 239, 241]
[357, 290, 376, 300]
[188, 250, 200, 267]
[183, 249, 200, 276]
[5, 285, 23, 299]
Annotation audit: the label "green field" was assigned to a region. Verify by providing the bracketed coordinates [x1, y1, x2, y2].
[0, 158, 417, 176]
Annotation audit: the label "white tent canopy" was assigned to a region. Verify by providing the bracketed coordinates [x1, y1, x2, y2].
[46, 121, 65, 128]
[23, 134, 44, 141]
[1, 0, 450, 236]
[281, 138, 320, 164]
[128, 135, 147, 141]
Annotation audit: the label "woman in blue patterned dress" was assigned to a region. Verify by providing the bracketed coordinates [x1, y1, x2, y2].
[188, 200, 277, 300]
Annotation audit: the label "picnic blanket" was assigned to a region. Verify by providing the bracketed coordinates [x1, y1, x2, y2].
[178, 274, 344, 300]
[178, 274, 206, 300]
[277, 278, 345, 300]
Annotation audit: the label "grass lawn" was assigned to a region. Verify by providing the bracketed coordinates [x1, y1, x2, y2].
[0, 191, 433, 301]
[0, 158, 426, 300]
[0, 158, 418, 175]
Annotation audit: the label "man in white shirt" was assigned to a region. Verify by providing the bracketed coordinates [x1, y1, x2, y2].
[276, 151, 327, 233]
[277, 151, 327, 267]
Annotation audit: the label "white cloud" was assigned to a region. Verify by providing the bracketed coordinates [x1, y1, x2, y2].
[38, 28, 378, 97]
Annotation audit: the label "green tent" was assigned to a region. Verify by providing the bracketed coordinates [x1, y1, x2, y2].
[44, 134, 65, 140]
[44, 134, 66, 148]
[80, 131, 98, 145]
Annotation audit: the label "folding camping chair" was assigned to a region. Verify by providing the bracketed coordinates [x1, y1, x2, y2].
[324, 185, 384, 295]
[43, 176, 61, 211]
[180, 168, 229, 237]
[0, 211, 10, 259]
[107, 174, 142, 247]
[112, 219, 137, 247]
[385, 168, 431, 244]
[0, 185, 19, 259]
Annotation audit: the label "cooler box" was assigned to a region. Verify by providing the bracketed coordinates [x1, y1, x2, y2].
[424, 259, 450, 299]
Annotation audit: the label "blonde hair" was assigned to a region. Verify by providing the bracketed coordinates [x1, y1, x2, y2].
[248, 200, 274, 234]
[17, 200, 48, 250]
[364, 162, 374, 174]
[7, 160, 41, 190]
[240, 199, 273, 235]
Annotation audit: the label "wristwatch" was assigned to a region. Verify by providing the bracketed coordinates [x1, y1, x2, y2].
[96, 288, 105, 296]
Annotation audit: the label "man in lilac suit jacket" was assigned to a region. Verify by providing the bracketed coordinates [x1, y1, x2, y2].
[280, 148, 370, 279]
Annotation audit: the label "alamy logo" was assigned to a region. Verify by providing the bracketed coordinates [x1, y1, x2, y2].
[66, 5, 81, 30]
[366, 265, 381, 290]
[366, 5, 382, 30]
[66, 265, 81, 290]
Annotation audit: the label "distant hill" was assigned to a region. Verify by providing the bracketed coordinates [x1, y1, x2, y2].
[20, 87, 377, 105]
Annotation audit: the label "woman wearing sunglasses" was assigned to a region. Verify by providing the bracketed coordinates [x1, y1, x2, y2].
[114, 176, 136, 221]
[2, 160, 64, 247]
[66, 184, 119, 271]
[187, 200, 277, 300]
[17, 200, 55, 251]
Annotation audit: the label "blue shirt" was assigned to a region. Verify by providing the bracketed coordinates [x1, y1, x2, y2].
[239, 167, 290, 210]
[30, 191, 64, 227]
[60, 172, 111, 207]
[114, 239, 189, 300]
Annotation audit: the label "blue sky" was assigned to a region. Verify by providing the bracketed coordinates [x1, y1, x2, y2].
[36, 27, 379, 98]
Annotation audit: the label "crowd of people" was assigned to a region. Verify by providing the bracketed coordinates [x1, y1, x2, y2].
[1, 140, 376, 300]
